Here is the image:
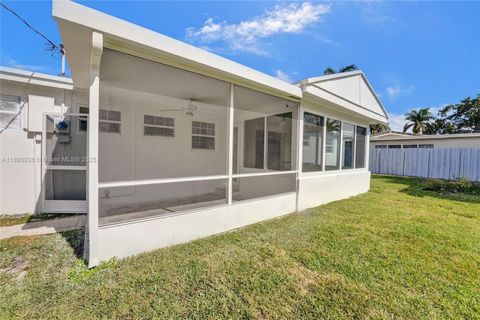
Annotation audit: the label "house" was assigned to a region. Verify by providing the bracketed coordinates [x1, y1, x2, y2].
[371, 131, 480, 149]
[0, 0, 388, 267]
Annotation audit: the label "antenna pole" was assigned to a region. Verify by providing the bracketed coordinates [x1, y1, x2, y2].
[60, 44, 65, 76]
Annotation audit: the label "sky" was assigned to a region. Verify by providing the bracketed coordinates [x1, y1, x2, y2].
[1, 1, 479, 131]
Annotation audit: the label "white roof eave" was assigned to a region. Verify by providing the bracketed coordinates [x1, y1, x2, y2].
[302, 84, 388, 124]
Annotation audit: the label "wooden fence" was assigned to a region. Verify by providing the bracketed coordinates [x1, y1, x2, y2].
[369, 148, 480, 181]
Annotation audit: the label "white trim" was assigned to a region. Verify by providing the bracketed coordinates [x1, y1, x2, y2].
[0, 66, 73, 90]
[46, 165, 87, 171]
[227, 84, 234, 205]
[232, 170, 298, 179]
[87, 31, 103, 268]
[371, 132, 480, 141]
[99, 175, 229, 189]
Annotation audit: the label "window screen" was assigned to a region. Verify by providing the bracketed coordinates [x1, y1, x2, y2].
[355, 126, 367, 168]
[342, 123, 355, 169]
[325, 118, 341, 171]
[302, 112, 324, 172]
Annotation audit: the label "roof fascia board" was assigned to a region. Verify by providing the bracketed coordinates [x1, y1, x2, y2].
[302, 90, 387, 124]
[52, 0, 301, 99]
[371, 133, 480, 141]
[0, 67, 73, 90]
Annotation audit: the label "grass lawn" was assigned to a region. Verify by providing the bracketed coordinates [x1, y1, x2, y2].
[1, 175, 479, 319]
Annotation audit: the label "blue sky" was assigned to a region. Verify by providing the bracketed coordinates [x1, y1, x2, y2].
[1, 1, 479, 130]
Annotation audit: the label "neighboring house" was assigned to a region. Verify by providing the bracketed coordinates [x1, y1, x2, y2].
[0, 1, 388, 267]
[371, 131, 480, 149]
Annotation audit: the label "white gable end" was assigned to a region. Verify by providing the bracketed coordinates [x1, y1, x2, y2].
[302, 71, 388, 123]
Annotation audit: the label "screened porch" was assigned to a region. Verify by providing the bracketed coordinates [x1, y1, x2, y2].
[92, 49, 299, 226]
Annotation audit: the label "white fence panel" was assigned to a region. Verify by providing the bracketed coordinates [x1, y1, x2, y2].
[369, 148, 480, 181]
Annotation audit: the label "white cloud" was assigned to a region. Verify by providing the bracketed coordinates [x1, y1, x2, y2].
[275, 69, 293, 83]
[386, 84, 414, 99]
[387, 113, 406, 132]
[186, 2, 330, 55]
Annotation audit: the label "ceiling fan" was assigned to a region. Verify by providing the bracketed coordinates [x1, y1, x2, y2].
[157, 99, 219, 116]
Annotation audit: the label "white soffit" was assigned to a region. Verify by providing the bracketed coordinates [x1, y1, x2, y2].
[301, 71, 389, 123]
[52, 1, 301, 100]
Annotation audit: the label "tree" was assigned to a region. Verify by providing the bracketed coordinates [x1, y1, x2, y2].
[403, 108, 434, 134]
[370, 123, 390, 135]
[438, 94, 480, 133]
[323, 64, 358, 75]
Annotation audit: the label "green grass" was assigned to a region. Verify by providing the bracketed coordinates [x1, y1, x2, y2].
[1, 175, 479, 319]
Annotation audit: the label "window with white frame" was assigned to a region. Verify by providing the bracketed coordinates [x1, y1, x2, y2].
[144, 115, 175, 137]
[77, 107, 121, 134]
[192, 121, 215, 150]
[0, 94, 21, 130]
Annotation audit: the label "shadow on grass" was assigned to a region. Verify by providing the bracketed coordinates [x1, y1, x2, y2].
[373, 174, 480, 205]
[60, 229, 85, 261]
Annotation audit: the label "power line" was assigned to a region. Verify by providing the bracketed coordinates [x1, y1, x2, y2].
[1, 2, 59, 53]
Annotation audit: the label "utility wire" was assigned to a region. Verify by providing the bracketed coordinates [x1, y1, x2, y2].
[1, 2, 59, 52]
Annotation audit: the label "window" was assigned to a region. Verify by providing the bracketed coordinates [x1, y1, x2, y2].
[388, 145, 401, 149]
[419, 144, 434, 149]
[342, 123, 355, 169]
[77, 107, 121, 134]
[0, 94, 21, 129]
[99, 110, 121, 133]
[355, 126, 367, 168]
[325, 118, 341, 171]
[302, 112, 324, 172]
[375, 145, 387, 149]
[144, 115, 175, 137]
[403, 144, 418, 149]
[192, 121, 215, 150]
[78, 106, 89, 131]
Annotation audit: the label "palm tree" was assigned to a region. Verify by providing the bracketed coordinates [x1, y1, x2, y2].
[323, 64, 358, 75]
[403, 108, 434, 134]
[370, 123, 390, 135]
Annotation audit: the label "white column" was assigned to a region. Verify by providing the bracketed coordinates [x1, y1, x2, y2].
[296, 106, 304, 211]
[339, 122, 344, 170]
[87, 31, 103, 268]
[321, 119, 326, 172]
[227, 84, 234, 205]
[365, 125, 371, 171]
